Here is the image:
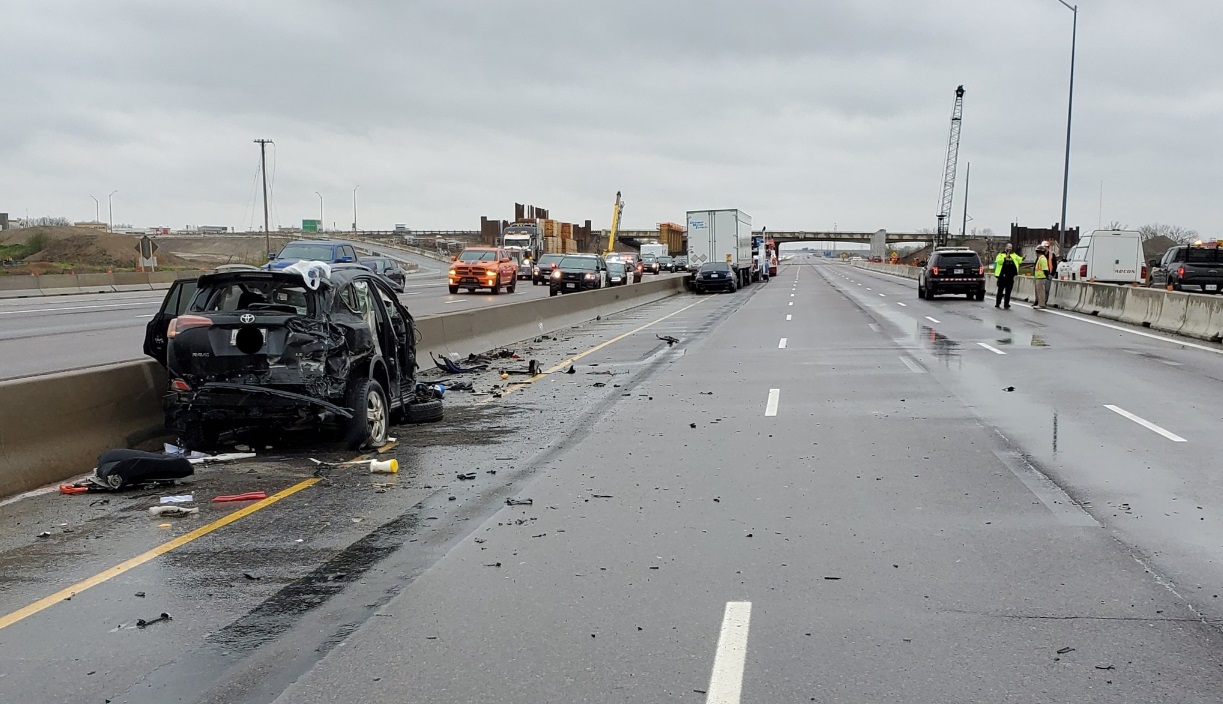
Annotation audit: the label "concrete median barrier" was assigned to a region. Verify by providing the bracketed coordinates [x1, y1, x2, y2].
[0, 275, 690, 499]
[1077, 282, 1127, 320]
[1150, 292, 1190, 336]
[0, 276, 42, 299]
[76, 273, 117, 294]
[37, 274, 83, 296]
[0, 361, 166, 499]
[113, 271, 154, 292]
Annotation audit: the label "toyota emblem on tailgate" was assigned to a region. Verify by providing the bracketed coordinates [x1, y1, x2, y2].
[240, 314, 255, 324]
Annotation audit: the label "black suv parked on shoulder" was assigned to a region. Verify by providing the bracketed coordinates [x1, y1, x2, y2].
[918, 248, 986, 300]
[1148, 245, 1223, 293]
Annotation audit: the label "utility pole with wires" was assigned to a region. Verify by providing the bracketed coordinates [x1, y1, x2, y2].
[254, 139, 273, 255]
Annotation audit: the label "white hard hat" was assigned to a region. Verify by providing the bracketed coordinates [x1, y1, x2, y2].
[1040, 240, 1050, 247]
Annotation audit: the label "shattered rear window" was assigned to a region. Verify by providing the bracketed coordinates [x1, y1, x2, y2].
[194, 281, 314, 316]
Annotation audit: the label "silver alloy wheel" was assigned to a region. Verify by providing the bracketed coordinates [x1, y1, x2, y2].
[367, 388, 388, 445]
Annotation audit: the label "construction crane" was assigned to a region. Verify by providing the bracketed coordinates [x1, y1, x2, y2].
[604, 191, 623, 256]
[935, 85, 966, 248]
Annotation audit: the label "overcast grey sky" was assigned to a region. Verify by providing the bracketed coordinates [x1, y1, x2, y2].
[4, 0, 1220, 236]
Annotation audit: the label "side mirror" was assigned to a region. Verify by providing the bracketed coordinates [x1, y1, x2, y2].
[1148, 259, 1159, 269]
[503, 257, 512, 263]
[337, 256, 353, 263]
[451, 256, 458, 262]
[267, 252, 277, 260]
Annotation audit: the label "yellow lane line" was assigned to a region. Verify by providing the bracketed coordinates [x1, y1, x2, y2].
[0, 477, 321, 631]
[477, 299, 704, 405]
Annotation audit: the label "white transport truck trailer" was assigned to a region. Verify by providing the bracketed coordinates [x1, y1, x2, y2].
[686, 209, 754, 287]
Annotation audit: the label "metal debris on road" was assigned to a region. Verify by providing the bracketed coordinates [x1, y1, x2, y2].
[656, 334, 680, 346]
[242, 573, 261, 580]
[506, 498, 534, 506]
[1056, 646, 1075, 654]
[159, 495, 194, 504]
[148, 506, 199, 517]
[136, 612, 172, 629]
[484, 562, 502, 568]
[457, 472, 477, 480]
[1003, 386, 1016, 392]
[565, 365, 576, 374]
[591, 494, 613, 499]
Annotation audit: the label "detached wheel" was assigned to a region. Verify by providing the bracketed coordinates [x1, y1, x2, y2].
[343, 377, 389, 450]
[405, 398, 444, 424]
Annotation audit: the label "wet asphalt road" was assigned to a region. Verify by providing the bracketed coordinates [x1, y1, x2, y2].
[5, 260, 1223, 702]
[0, 244, 672, 379]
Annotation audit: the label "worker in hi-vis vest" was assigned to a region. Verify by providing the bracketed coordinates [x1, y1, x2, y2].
[993, 243, 1023, 309]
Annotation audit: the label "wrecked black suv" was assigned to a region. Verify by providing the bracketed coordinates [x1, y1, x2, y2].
[144, 267, 433, 450]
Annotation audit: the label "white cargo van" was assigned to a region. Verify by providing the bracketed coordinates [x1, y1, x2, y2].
[1056, 230, 1146, 284]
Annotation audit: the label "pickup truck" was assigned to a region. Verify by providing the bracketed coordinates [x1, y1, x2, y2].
[1148, 245, 1223, 293]
[448, 246, 518, 295]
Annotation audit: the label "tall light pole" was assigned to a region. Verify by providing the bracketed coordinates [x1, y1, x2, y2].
[315, 191, 324, 227]
[90, 195, 99, 223]
[352, 185, 360, 232]
[1056, 0, 1077, 251]
[254, 139, 273, 256]
[107, 190, 118, 232]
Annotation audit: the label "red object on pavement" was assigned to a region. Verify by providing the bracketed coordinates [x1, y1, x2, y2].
[59, 485, 91, 495]
[212, 491, 267, 503]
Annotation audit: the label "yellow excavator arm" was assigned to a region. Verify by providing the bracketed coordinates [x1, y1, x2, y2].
[605, 191, 622, 256]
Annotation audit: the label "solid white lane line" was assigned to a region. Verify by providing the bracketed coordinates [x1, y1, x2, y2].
[704, 601, 752, 704]
[899, 356, 926, 374]
[1104, 405, 1187, 442]
[778, 338, 787, 349]
[765, 389, 780, 416]
[925, 316, 941, 324]
[1037, 307, 1223, 357]
[977, 342, 1007, 355]
[785, 314, 792, 321]
[897, 302, 907, 307]
[0, 301, 161, 315]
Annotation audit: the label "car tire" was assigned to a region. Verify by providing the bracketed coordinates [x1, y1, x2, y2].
[550, 289, 558, 297]
[917, 284, 925, 299]
[507, 280, 516, 294]
[404, 398, 444, 424]
[343, 377, 389, 450]
[491, 276, 501, 294]
[448, 285, 459, 294]
[533, 280, 539, 286]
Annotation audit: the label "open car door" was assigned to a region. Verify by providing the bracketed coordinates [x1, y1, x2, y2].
[143, 278, 199, 366]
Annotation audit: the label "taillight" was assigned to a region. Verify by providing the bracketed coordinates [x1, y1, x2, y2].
[170, 378, 192, 392]
[931, 266, 939, 275]
[1178, 266, 1185, 278]
[977, 265, 984, 275]
[1141, 264, 1148, 280]
[167, 315, 211, 338]
[1079, 264, 1087, 278]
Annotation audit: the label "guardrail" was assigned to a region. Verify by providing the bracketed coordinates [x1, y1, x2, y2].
[0, 275, 689, 499]
[851, 261, 1223, 343]
[0, 271, 196, 299]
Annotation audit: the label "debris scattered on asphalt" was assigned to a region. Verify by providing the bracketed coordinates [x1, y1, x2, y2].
[89, 498, 110, 507]
[486, 470, 497, 475]
[445, 381, 475, 392]
[1003, 386, 1016, 392]
[532, 533, 546, 538]
[212, 492, 267, 503]
[506, 498, 534, 506]
[592, 494, 613, 499]
[593, 382, 606, 387]
[713, 497, 720, 502]
[457, 472, 477, 481]
[484, 562, 502, 568]
[824, 576, 841, 580]
[565, 365, 576, 374]
[1095, 665, 1115, 670]
[136, 612, 172, 629]
[135, 592, 145, 598]
[159, 495, 194, 504]
[745, 533, 753, 538]
[243, 573, 261, 580]
[448, 495, 457, 501]
[432, 353, 487, 374]
[1056, 646, 1075, 654]
[148, 506, 199, 517]
[36, 531, 51, 538]
[657, 334, 680, 346]
[690, 423, 697, 428]
[699, 391, 713, 395]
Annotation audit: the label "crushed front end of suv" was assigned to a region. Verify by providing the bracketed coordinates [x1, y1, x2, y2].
[144, 266, 434, 451]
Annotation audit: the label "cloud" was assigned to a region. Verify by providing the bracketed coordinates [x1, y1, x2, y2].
[3, 0, 1221, 236]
